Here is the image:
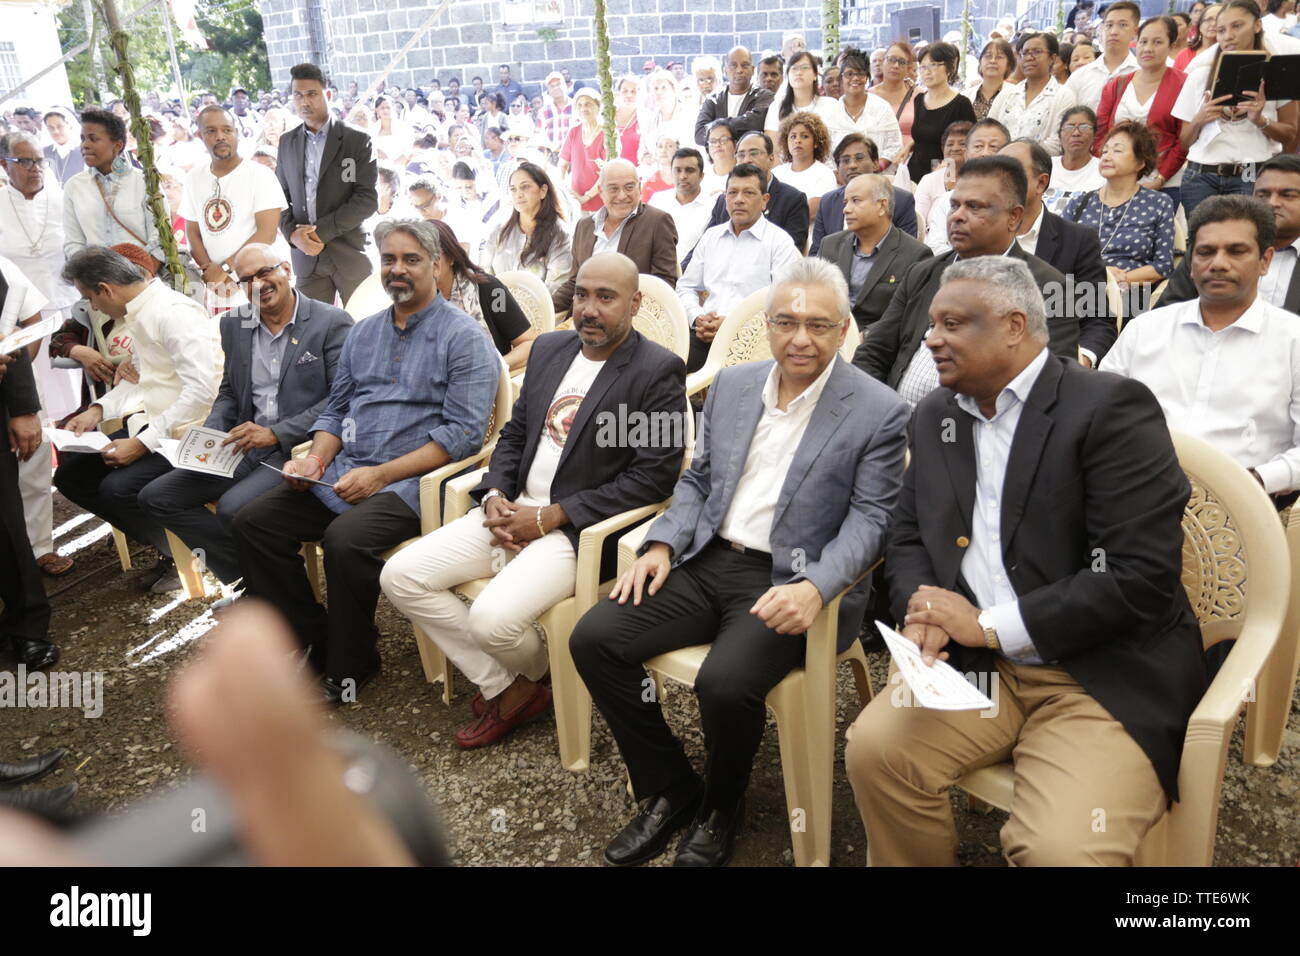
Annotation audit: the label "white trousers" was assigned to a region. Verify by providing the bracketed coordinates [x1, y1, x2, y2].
[380, 507, 578, 699]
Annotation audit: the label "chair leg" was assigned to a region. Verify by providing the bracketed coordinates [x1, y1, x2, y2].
[771, 677, 832, 867]
[112, 527, 132, 571]
[844, 643, 875, 705]
[542, 601, 591, 772]
[165, 529, 207, 600]
[1243, 633, 1300, 767]
[301, 542, 323, 604]
[410, 623, 454, 705]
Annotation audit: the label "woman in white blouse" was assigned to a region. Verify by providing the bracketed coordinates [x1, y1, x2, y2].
[773, 111, 838, 230]
[1172, 0, 1299, 218]
[764, 51, 847, 144]
[836, 47, 904, 162]
[482, 162, 574, 296]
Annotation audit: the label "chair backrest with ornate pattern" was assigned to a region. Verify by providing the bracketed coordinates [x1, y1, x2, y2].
[634, 274, 690, 360]
[496, 269, 555, 335]
[717, 287, 773, 368]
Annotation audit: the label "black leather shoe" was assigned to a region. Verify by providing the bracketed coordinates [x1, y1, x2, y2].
[604, 788, 703, 867]
[14, 639, 59, 671]
[0, 782, 77, 816]
[319, 668, 378, 705]
[673, 797, 744, 867]
[0, 748, 66, 786]
[136, 556, 175, 592]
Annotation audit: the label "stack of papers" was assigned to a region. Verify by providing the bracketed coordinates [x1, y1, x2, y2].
[44, 428, 111, 454]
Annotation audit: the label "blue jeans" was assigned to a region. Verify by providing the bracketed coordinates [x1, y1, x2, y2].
[1180, 169, 1254, 221]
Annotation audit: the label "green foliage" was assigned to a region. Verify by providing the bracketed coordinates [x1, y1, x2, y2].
[57, 0, 271, 106]
[593, 0, 617, 159]
[537, 27, 559, 43]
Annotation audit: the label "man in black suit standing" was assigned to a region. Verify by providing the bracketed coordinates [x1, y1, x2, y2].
[817, 173, 932, 333]
[1156, 154, 1300, 313]
[691, 132, 809, 256]
[693, 46, 774, 147]
[1001, 139, 1115, 365]
[853, 156, 1080, 404]
[846, 256, 1206, 865]
[138, 244, 354, 589]
[381, 252, 686, 748]
[277, 62, 379, 305]
[810, 134, 917, 254]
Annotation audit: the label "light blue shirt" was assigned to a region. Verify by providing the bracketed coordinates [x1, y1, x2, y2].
[250, 292, 300, 426]
[954, 347, 1049, 664]
[304, 118, 332, 223]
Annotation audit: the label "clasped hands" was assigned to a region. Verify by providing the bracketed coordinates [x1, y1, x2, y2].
[482, 494, 560, 553]
[290, 224, 325, 256]
[902, 584, 985, 666]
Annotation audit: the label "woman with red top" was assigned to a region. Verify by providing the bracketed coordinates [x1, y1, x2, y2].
[639, 131, 678, 203]
[558, 88, 607, 213]
[1095, 16, 1189, 206]
[1175, 2, 1221, 70]
[615, 75, 642, 162]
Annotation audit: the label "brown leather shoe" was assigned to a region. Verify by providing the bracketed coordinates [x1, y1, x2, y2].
[455, 684, 553, 749]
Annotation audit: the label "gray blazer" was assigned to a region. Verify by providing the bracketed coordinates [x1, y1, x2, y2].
[817, 226, 933, 333]
[643, 358, 910, 650]
[205, 292, 354, 456]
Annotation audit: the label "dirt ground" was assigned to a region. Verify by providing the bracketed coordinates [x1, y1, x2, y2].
[3, 495, 1298, 866]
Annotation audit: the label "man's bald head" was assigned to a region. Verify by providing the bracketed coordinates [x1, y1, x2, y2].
[233, 242, 284, 273]
[726, 46, 755, 93]
[571, 252, 641, 354]
[233, 242, 293, 318]
[599, 157, 639, 185]
[599, 158, 642, 222]
[580, 251, 639, 296]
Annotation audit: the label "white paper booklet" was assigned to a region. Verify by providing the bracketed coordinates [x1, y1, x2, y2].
[0, 316, 60, 355]
[875, 620, 996, 711]
[169, 425, 245, 478]
[44, 427, 111, 454]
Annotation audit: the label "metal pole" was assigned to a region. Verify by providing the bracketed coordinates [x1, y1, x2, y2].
[158, 0, 187, 100]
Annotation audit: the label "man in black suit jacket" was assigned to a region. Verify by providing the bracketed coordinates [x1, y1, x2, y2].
[811, 132, 917, 254]
[381, 252, 687, 750]
[846, 256, 1206, 866]
[855, 157, 1081, 398]
[817, 173, 932, 333]
[689, 131, 809, 258]
[693, 46, 774, 146]
[1002, 139, 1116, 364]
[138, 244, 353, 587]
[276, 62, 379, 305]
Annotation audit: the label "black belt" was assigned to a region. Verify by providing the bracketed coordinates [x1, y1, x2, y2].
[712, 536, 772, 559]
[1186, 159, 1258, 179]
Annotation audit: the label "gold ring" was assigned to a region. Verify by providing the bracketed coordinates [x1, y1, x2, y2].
[926, 601, 932, 611]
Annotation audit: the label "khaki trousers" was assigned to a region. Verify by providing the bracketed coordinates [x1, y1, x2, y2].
[845, 657, 1167, 866]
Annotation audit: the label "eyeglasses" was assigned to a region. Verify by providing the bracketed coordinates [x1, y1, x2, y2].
[3, 157, 46, 170]
[885, 56, 909, 67]
[707, 136, 733, 147]
[1020, 47, 1050, 59]
[237, 264, 284, 286]
[766, 317, 842, 337]
[788, 64, 814, 75]
[842, 69, 867, 80]
[1061, 123, 1095, 133]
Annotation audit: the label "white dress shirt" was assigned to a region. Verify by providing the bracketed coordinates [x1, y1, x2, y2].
[924, 191, 952, 255]
[1015, 205, 1046, 257]
[1064, 51, 1139, 111]
[955, 346, 1051, 663]
[649, 187, 714, 261]
[1100, 295, 1300, 494]
[0, 183, 78, 312]
[95, 279, 224, 452]
[717, 357, 836, 553]
[987, 77, 1078, 155]
[1259, 238, 1300, 308]
[63, 165, 163, 260]
[676, 214, 802, 324]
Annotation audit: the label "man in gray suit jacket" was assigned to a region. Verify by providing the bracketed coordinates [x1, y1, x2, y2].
[276, 62, 379, 305]
[570, 257, 909, 868]
[139, 244, 353, 586]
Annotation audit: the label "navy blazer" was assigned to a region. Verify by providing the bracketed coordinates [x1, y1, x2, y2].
[811, 184, 918, 255]
[1033, 209, 1118, 362]
[205, 292, 354, 456]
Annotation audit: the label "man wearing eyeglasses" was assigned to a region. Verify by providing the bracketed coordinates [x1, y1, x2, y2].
[571, 255, 909, 867]
[136, 243, 353, 592]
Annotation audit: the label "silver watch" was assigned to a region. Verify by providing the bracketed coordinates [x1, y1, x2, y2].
[481, 489, 504, 506]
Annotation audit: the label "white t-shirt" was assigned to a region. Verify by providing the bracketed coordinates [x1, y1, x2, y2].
[772, 162, 838, 204]
[1044, 156, 1105, 216]
[727, 91, 746, 118]
[179, 159, 288, 266]
[518, 351, 605, 506]
[1172, 63, 1289, 164]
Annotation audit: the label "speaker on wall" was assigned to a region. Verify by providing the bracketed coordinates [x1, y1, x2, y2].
[888, 7, 941, 45]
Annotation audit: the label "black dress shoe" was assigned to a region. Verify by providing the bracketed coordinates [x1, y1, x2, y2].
[136, 556, 175, 592]
[673, 797, 745, 867]
[0, 748, 66, 786]
[13, 639, 59, 671]
[0, 782, 77, 817]
[319, 668, 378, 705]
[604, 788, 703, 867]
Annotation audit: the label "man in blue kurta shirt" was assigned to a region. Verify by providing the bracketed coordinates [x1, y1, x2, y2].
[233, 219, 501, 704]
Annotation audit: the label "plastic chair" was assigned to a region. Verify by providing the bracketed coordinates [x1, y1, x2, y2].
[841, 322, 862, 363]
[956, 430, 1290, 866]
[1105, 271, 1126, 331]
[634, 274, 690, 362]
[685, 287, 772, 397]
[1148, 279, 1168, 311]
[497, 269, 556, 335]
[343, 273, 390, 321]
[1241, 504, 1300, 766]
[612, 518, 875, 867]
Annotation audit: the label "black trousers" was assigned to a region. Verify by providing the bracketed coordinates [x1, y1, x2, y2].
[0, 441, 50, 646]
[231, 485, 419, 682]
[137, 449, 286, 584]
[53, 429, 174, 557]
[570, 541, 805, 813]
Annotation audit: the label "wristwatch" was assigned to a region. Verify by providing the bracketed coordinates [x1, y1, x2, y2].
[481, 488, 504, 506]
[977, 609, 1001, 652]
[221, 262, 236, 279]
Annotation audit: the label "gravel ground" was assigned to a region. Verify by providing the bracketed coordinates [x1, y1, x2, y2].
[4, 496, 1299, 866]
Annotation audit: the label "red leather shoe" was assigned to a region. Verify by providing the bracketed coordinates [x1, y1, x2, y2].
[470, 671, 549, 717]
[455, 685, 553, 749]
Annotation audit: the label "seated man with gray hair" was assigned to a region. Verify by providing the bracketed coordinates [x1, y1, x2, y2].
[570, 256, 910, 867]
[846, 255, 1206, 866]
[56, 246, 223, 593]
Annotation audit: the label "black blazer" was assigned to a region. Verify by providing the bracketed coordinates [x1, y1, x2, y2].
[276, 120, 379, 281]
[693, 87, 775, 145]
[696, 174, 810, 257]
[888, 356, 1206, 800]
[1033, 209, 1118, 362]
[811, 184, 918, 254]
[817, 226, 933, 333]
[205, 292, 354, 457]
[1158, 247, 1300, 313]
[854, 244, 1080, 390]
[471, 329, 687, 576]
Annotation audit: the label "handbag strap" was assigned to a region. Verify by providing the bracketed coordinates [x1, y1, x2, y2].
[94, 175, 148, 247]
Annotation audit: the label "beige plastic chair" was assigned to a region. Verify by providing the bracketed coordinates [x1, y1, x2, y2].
[956, 430, 1290, 866]
[1242, 504, 1300, 766]
[497, 269, 555, 335]
[634, 274, 690, 361]
[1105, 270, 1126, 331]
[684, 287, 772, 397]
[1148, 278, 1168, 311]
[413, 412, 695, 767]
[841, 322, 862, 362]
[612, 519, 875, 867]
[343, 272, 390, 320]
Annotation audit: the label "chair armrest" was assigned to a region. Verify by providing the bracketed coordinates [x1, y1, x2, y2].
[805, 560, 881, 676]
[1186, 617, 1285, 736]
[292, 440, 311, 459]
[51, 356, 81, 370]
[573, 501, 668, 609]
[616, 519, 660, 577]
[685, 361, 720, 398]
[419, 454, 492, 533]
